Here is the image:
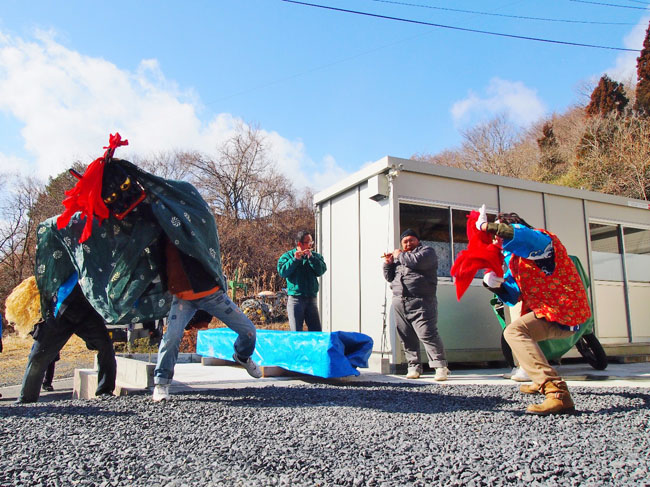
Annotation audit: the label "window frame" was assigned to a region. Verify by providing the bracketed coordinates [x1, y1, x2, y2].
[398, 198, 497, 282]
[589, 218, 650, 284]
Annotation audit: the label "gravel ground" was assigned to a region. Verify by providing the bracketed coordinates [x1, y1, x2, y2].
[1, 382, 649, 486]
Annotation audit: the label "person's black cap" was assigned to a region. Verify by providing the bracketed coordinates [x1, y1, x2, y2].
[400, 228, 420, 240]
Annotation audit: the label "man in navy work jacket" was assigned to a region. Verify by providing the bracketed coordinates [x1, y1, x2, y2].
[383, 229, 449, 381]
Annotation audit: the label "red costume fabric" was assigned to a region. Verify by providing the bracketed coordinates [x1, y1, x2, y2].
[509, 231, 591, 327]
[450, 211, 504, 300]
[56, 133, 129, 242]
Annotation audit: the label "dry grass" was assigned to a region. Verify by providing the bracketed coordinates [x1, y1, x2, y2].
[1, 333, 96, 387]
[211, 319, 290, 331]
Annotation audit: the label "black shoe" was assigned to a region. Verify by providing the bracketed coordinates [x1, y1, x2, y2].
[42, 384, 54, 392]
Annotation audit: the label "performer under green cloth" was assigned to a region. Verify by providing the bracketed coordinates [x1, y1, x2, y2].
[36, 159, 226, 326]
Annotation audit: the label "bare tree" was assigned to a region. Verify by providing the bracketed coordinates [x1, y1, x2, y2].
[0, 175, 45, 306]
[455, 114, 536, 178]
[575, 78, 598, 106]
[413, 115, 534, 178]
[188, 122, 294, 221]
[572, 113, 650, 200]
[412, 149, 464, 168]
[131, 150, 197, 181]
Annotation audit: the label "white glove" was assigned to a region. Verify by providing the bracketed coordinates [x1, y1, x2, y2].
[483, 271, 504, 288]
[476, 204, 488, 231]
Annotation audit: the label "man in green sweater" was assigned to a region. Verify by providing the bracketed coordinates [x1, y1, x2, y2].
[277, 230, 327, 331]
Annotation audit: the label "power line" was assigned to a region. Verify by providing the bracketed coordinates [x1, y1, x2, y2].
[281, 0, 640, 52]
[368, 0, 637, 25]
[569, 0, 649, 9]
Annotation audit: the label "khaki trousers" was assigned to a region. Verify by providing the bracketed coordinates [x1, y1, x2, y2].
[503, 311, 575, 386]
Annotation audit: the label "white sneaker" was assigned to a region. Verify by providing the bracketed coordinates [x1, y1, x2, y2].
[510, 367, 531, 382]
[232, 353, 262, 378]
[504, 366, 519, 379]
[406, 365, 422, 379]
[434, 367, 449, 382]
[152, 384, 170, 402]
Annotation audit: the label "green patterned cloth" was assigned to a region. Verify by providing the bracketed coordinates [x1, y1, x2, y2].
[35, 160, 225, 325]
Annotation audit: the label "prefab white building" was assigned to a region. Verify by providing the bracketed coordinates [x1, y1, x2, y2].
[313, 156, 650, 372]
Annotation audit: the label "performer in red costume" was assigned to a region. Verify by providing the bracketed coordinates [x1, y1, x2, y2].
[475, 204, 590, 415]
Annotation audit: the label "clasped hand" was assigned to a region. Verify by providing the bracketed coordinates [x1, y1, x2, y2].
[483, 271, 504, 288]
[295, 248, 312, 260]
[382, 249, 402, 264]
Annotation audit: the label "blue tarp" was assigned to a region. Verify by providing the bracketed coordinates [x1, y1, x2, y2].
[196, 329, 374, 378]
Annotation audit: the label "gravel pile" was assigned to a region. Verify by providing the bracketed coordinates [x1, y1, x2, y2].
[1, 382, 649, 486]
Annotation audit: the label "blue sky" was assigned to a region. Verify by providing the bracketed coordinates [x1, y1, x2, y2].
[0, 0, 648, 191]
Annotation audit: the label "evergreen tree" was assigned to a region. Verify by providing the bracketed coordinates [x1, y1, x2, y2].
[635, 21, 650, 115]
[537, 122, 557, 153]
[537, 121, 563, 173]
[586, 75, 628, 117]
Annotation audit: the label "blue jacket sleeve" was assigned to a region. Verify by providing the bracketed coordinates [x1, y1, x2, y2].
[498, 277, 521, 306]
[487, 253, 521, 306]
[501, 225, 553, 261]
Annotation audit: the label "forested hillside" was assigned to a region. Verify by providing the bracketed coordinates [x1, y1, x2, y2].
[414, 23, 650, 203]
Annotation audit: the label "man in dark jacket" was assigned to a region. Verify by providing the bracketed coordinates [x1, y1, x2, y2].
[16, 275, 116, 403]
[383, 229, 449, 380]
[277, 230, 327, 331]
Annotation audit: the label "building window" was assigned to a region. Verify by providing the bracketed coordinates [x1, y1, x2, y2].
[399, 203, 495, 278]
[623, 227, 650, 283]
[399, 203, 450, 277]
[589, 223, 624, 281]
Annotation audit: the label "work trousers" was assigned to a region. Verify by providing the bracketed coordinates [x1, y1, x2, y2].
[154, 290, 257, 384]
[287, 296, 322, 332]
[19, 302, 116, 403]
[504, 311, 575, 386]
[393, 296, 447, 368]
[42, 355, 59, 387]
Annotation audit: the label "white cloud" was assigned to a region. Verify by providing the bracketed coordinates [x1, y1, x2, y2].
[0, 152, 30, 176]
[451, 78, 546, 128]
[606, 17, 650, 84]
[311, 155, 349, 190]
[0, 29, 345, 191]
[262, 132, 348, 191]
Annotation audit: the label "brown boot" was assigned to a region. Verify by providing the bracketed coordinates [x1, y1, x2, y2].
[526, 380, 575, 415]
[519, 383, 541, 395]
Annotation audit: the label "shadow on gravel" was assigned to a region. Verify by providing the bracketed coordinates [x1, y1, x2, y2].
[579, 389, 650, 415]
[0, 404, 136, 418]
[0, 391, 74, 404]
[173, 382, 515, 414]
